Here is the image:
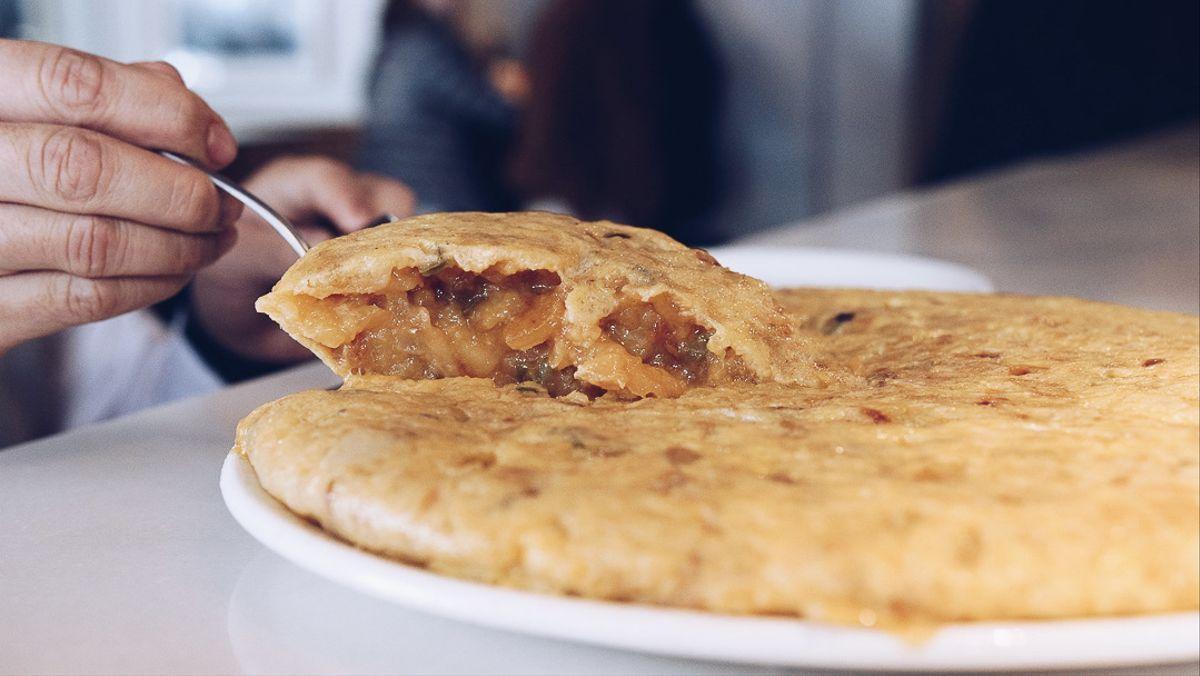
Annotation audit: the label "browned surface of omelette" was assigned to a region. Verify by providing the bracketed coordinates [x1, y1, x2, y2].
[256, 212, 814, 398]
[236, 289, 1200, 628]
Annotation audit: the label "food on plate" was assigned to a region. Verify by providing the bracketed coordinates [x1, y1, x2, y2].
[236, 289, 1200, 628]
[256, 212, 815, 398]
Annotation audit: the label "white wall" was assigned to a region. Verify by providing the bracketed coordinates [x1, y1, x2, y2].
[18, 0, 387, 141]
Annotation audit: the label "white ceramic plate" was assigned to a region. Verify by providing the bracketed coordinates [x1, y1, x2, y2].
[704, 246, 994, 291]
[222, 454, 1197, 672]
[221, 250, 1195, 670]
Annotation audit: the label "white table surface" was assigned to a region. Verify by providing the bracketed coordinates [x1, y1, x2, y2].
[2, 128, 1197, 675]
[744, 125, 1199, 314]
[1, 363, 787, 676]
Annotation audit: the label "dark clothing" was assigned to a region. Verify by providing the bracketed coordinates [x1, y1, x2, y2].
[925, 0, 1199, 183]
[0, 0, 20, 38]
[358, 18, 516, 212]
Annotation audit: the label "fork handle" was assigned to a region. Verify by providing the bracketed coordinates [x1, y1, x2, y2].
[158, 151, 311, 257]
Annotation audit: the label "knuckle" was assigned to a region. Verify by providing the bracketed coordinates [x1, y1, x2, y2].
[165, 169, 217, 227]
[175, 93, 210, 136]
[35, 128, 109, 204]
[61, 276, 118, 322]
[38, 46, 106, 118]
[148, 60, 183, 82]
[166, 90, 212, 139]
[63, 215, 126, 278]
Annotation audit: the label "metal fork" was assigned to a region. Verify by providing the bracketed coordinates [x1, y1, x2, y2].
[159, 151, 398, 258]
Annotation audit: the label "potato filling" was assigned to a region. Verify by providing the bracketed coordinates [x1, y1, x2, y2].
[602, 301, 716, 385]
[301, 265, 749, 398]
[329, 266, 601, 396]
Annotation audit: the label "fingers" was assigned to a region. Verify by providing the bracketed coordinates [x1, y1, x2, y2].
[0, 123, 238, 233]
[130, 60, 186, 85]
[245, 156, 417, 233]
[0, 203, 237, 278]
[0, 271, 188, 352]
[248, 157, 374, 230]
[357, 173, 417, 228]
[298, 224, 336, 248]
[0, 40, 236, 167]
[0, 41, 243, 352]
[302, 166, 377, 232]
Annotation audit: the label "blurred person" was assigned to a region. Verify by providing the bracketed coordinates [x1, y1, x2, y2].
[0, 39, 415, 447]
[358, 0, 520, 213]
[509, 0, 725, 245]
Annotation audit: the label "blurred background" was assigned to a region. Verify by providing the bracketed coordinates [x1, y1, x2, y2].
[2, 0, 1196, 246]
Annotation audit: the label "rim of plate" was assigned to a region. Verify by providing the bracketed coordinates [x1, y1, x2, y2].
[221, 453, 1198, 672]
[704, 245, 994, 292]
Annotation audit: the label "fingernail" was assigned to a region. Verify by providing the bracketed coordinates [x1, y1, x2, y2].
[218, 193, 245, 227]
[206, 121, 237, 166]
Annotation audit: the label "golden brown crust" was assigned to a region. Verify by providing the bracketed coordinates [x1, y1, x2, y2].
[255, 212, 816, 392]
[237, 289, 1200, 627]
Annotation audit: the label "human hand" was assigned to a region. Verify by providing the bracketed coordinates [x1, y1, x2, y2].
[190, 155, 415, 364]
[0, 40, 242, 355]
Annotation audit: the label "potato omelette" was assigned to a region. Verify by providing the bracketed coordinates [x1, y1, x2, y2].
[238, 274, 1200, 628]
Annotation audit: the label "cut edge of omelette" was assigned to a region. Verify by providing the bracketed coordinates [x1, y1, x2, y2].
[257, 212, 819, 398]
